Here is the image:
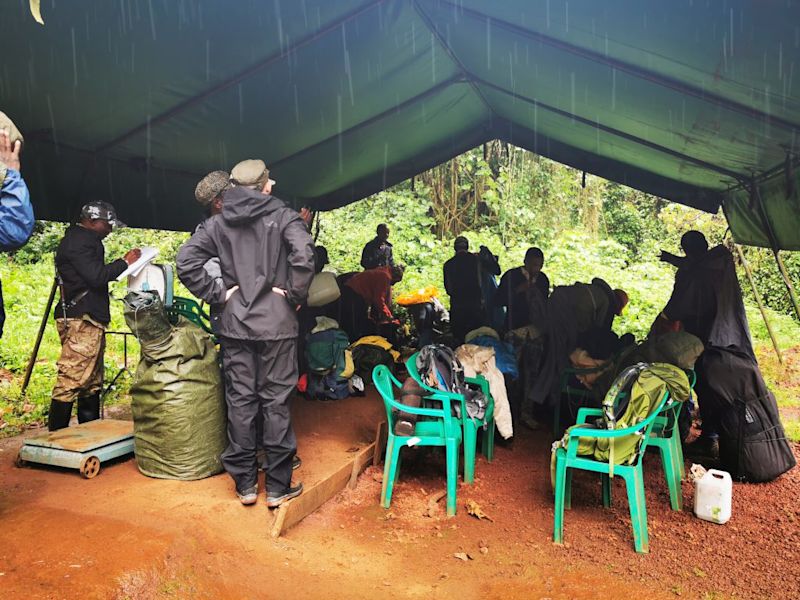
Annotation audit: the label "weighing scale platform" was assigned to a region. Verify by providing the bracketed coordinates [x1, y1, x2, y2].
[16, 419, 135, 479]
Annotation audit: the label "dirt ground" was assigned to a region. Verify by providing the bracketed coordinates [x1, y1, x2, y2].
[1, 397, 798, 600]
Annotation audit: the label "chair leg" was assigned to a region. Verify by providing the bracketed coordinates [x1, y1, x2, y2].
[672, 433, 686, 480]
[623, 468, 649, 553]
[445, 439, 460, 516]
[553, 455, 567, 544]
[601, 474, 612, 507]
[564, 468, 573, 509]
[662, 444, 683, 511]
[393, 449, 403, 487]
[482, 419, 495, 462]
[463, 422, 477, 485]
[636, 470, 650, 552]
[381, 438, 401, 509]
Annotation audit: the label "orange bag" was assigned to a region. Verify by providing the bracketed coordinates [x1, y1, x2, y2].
[396, 286, 438, 306]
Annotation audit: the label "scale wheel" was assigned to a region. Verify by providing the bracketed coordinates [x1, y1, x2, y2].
[14, 451, 27, 468]
[79, 455, 101, 479]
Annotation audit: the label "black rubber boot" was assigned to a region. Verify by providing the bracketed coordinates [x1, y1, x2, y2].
[77, 393, 101, 424]
[48, 400, 73, 431]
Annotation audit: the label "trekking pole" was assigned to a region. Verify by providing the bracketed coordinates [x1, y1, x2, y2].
[20, 278, 58, 396]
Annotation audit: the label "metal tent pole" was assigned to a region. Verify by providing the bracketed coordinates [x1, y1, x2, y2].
[734, 244, 783, 364]
[20, 278, 57, 396]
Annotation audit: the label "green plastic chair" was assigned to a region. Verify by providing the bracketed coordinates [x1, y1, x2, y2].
[167, 296, 215, 336]
[372, 364, 463, 516]
[555, 365, 604, 437]
[648, 369, 696, 510]
[405, 352, 495, 485]
[553, 387, 672, 553]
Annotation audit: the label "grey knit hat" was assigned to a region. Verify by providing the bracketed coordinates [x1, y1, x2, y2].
[195, 170, 230, 206]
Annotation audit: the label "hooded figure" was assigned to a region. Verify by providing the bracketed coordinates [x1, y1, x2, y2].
[177, 159, 315, 508]
[654, 233, 795, 481]
[660, 238, 754, 360]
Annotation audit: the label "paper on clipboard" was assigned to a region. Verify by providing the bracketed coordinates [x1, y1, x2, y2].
[116, 247, 159, 281]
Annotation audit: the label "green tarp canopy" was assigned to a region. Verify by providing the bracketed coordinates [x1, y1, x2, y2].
[2, 1, 799, 248]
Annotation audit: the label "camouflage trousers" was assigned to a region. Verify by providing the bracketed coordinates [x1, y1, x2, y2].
[52, 318, 105, 403]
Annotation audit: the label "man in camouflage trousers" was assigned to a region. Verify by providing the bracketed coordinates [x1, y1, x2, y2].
[48, 202, 140, 431]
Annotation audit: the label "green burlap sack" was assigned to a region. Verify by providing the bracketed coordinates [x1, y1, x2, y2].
[123, 291, 173, 344]
[129, 316, 226, 480]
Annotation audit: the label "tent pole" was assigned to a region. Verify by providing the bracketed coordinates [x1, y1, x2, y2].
[20, 278, 58, 396]
[734, 244, 783, 364]
[773, 250, 800, 322]
[750, 179, 800, 321]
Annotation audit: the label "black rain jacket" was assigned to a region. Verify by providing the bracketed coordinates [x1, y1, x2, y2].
[177, 186, 315, 341]
[54, 224, 127, 325]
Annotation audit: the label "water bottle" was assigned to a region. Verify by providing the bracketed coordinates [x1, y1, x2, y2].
[694, 469, 732, 524]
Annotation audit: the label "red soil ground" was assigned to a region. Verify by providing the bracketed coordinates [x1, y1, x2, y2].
[1, 398, 798, 600]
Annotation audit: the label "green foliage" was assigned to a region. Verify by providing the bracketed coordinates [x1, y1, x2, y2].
[1, 146, 799, 441]
[739, 246, 800, 319]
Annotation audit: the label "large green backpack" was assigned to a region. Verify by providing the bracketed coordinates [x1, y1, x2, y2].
[556, 363, 690, 465]
[305, 329, 353, 379]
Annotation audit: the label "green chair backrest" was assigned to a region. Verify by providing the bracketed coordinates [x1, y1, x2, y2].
[372, 365, 460, 438]
[168, 296, 214, 336]
[405, 351, 464, 400]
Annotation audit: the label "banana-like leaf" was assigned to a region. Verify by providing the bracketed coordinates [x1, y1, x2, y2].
[30, 0, 44, 25]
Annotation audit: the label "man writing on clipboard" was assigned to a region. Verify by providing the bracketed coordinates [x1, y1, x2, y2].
[47, 201, 140, 431]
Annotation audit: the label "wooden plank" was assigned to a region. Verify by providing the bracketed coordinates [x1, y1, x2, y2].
[348, 442, 377, 489]
[24, 420, 133, 451]
[270, 417, 386, 537]
[272, 460, 353, 537]
[372, 419, 387, 467]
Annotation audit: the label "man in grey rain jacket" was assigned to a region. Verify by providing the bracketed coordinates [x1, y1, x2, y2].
[177, 159, 315, 508]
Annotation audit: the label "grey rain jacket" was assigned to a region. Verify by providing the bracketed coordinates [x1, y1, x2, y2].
[177, 186, 315, 341]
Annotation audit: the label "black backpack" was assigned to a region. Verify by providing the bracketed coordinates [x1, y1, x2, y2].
[416, 344, 487, 421]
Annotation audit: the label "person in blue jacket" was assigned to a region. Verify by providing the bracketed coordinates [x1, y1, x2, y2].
[0, 112, 35, 339]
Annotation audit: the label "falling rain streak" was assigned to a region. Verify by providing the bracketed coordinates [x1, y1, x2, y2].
[337, 94, 343, 174]
[3, 0, 799, 241]
[71, 28, 77, 87]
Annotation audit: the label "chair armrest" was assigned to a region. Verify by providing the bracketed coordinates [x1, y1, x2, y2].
[383, 392, 455, 418]
[575, 407, 603, 424]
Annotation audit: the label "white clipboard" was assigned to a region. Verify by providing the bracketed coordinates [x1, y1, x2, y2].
[116, 247, 159, 281]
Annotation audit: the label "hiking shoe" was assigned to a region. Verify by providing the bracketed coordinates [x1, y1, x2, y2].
[236, 486, 258, 506]
[266, 482, 304, 508]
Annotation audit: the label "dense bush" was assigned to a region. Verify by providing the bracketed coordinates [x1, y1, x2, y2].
[1, 147, 798, 437]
